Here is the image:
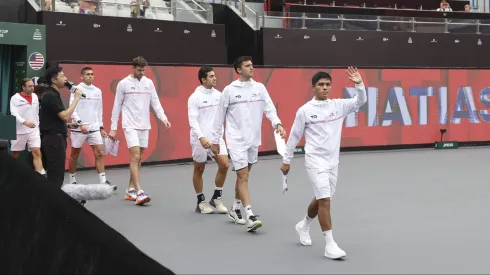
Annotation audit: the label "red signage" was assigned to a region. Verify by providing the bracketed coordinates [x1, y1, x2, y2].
[59, 64, 490, 169]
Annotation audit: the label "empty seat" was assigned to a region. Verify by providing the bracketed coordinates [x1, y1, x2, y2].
[54, 1, 75, 13]
[154, 7, 174, 20]
[100, 2, 119, 16]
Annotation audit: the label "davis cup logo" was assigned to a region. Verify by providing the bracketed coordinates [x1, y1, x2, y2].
[33, 29, 42, 40]
[29, 52, 45, 70]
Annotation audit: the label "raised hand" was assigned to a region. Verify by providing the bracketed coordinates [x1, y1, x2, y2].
[346, 66, 362, 84]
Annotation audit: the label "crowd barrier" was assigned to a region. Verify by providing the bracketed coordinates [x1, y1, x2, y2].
[58, 63, 490, 169]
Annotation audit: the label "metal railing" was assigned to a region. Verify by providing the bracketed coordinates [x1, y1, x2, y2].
[255, 11, 490, 34]
[218, 0, 490, 34]
[35, 0, 213, 23]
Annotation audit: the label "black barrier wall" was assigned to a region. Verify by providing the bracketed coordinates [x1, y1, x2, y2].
[212, 4, 262, 65]
[39, 12, 227, 64]
[0, 0, 27, 23]
[0, 151, 175, 274]
[262, 28, 490, 67]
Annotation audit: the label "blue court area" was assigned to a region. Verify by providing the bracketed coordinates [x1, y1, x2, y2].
[75, 146, 490, 274]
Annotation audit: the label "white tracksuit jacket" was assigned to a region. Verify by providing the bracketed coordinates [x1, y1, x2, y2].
[211, 79, 281, 150]
[111, 75, 167, 131]
[283, 82, 367, 169]
[9, 93, 40, 135]
[69, 83, 103, 132]
[188, 85, 224, 144]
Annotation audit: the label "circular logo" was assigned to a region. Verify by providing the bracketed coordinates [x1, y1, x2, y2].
[28, 52, 45, 71]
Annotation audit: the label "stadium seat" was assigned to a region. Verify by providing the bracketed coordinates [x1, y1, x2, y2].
[154, 7, 174, 20]
[100, 2, 119, 16]
[54, 0, 74, 12]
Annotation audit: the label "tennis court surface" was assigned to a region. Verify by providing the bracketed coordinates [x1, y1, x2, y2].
[77, 146, 490, 274]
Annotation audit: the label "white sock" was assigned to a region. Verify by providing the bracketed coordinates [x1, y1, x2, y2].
[232, 199, 242, 210]
[303, 215, 314, 228]
[244, 205, 254, 220]
[323, 230, 335, 245]
[69, 173, 76, 184]
[39, 169, 46, 175]
[98, 172, 107, 184]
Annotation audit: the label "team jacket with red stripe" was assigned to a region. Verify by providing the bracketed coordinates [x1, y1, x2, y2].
[211, 79, 281, 150]
[111, 75, 167, 131]
[187, 85, 224, 144]
[9, 93, 40, 135]
[283, 82, 367, 169]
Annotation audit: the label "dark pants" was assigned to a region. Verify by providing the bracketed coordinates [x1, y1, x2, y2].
[41, 133, 67, 188]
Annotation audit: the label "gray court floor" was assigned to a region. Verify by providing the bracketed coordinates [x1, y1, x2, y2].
[73, 147, 490, 274]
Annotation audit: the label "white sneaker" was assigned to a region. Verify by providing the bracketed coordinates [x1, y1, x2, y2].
[246, 215, 263, 232]
[196, 201, 214, 214]
[125, 188, 137, 201]
[135, 190, 151, 205]
[210, 198, 228, 214]
[295, 221, 312, 246]
[324, 242, 346, 259]
[228, 208, 246, 225]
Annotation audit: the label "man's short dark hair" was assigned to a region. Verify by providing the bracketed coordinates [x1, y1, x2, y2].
[132, 56, 148, 68]
[312, 71, 332, 86]
[233, 56, 252, 74]
[34, 76, 47, 97]
[37, 76, 47, 86]
[198, 66, 214, 84]
[45, 66, 63, 86]
[81, 67, 93, 75]
[20, 78, 32, 89]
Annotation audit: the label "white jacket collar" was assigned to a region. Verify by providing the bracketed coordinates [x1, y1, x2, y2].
[196, 85, 214, 94]
[14, 92, 36, 103]
[309, 97, 330, 106]
[230, 79, 256, 88]
[126, 74, 146, 82]
[78, 82, 94, 89]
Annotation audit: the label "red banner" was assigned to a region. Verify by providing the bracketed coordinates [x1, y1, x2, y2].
[58, 64, 490, 169]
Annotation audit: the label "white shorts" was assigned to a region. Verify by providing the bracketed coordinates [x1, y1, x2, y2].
[10, 131, 41, 151]
[124, 128, 149, 149]
[191, 140, 228, 163]
[306, 166, 339, 200]
[70, 130, 103, 148]
[228, 146, 259, 171]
